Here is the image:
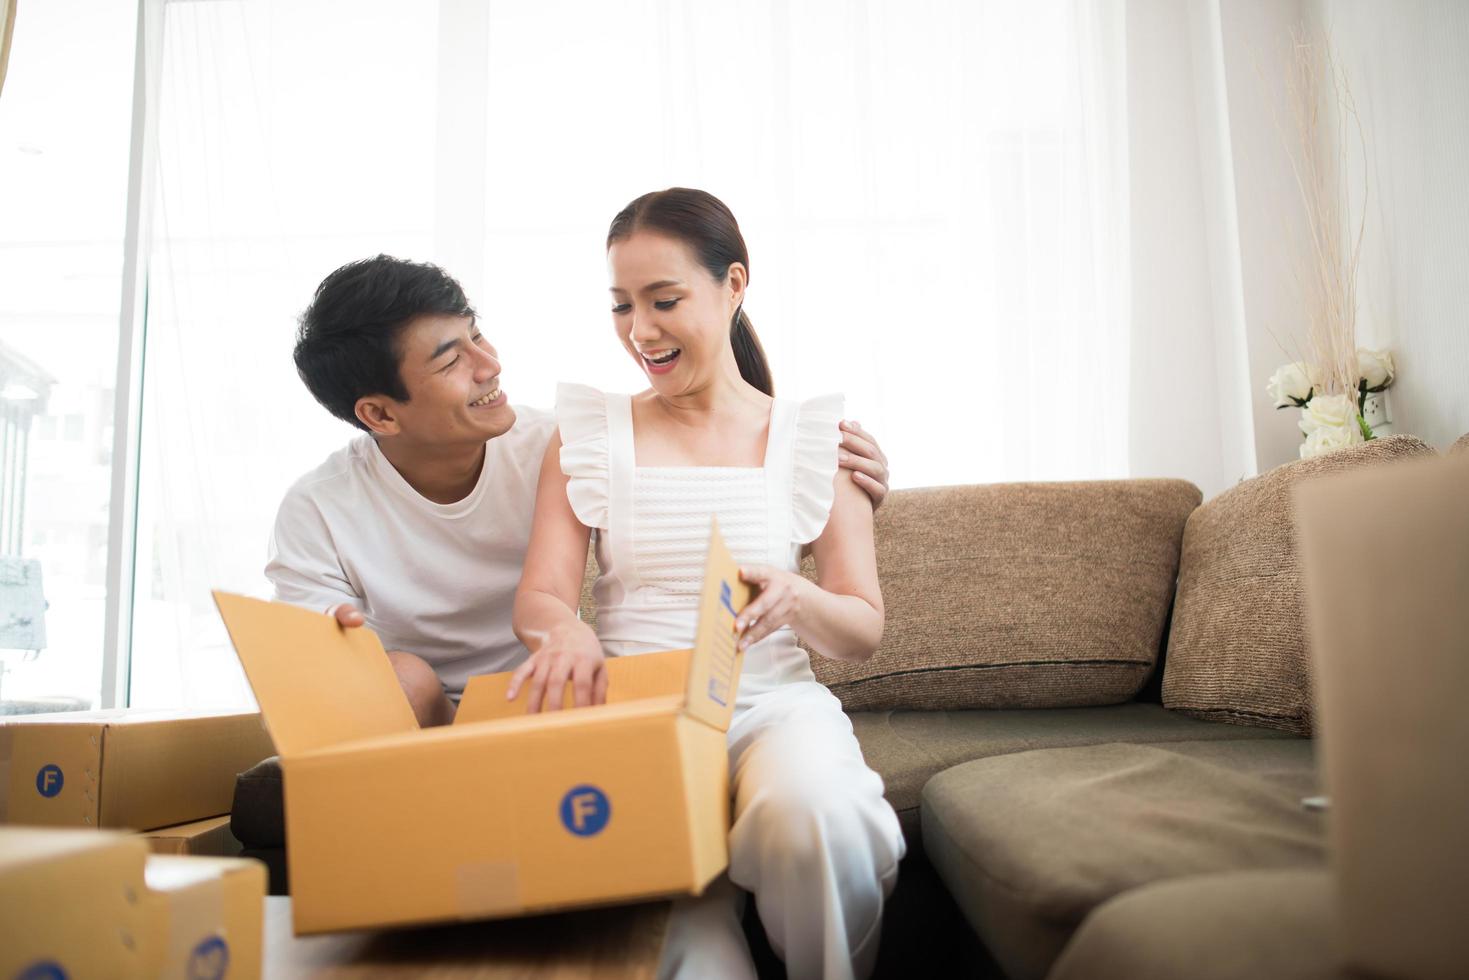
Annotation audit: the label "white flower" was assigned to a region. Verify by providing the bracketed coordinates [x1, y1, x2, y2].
[1357, 348, 1395, 391]
[1298, 393, 1365, 459]
[1267, 362, 1314, 408]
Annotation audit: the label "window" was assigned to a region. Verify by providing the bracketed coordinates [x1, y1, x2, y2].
[0, 0, 137, 712]
[127, 0, 440, 708]
[3, 0, 1128, 711]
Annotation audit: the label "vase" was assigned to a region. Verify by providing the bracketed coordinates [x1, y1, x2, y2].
[1362, 390, 1393, 436]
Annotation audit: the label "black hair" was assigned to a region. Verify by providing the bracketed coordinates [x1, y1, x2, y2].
[606, 188, 772, 395]
[293, 255, 475, 431]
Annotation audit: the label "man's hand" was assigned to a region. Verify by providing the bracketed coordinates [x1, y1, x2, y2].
[327, 606, 454, 726]
[839, 419, 890, 510]
[329, 603, 365, 628]
[506, 619, 608, 713]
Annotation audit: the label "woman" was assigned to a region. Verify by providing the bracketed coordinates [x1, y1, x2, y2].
[510, 188, 904, 980]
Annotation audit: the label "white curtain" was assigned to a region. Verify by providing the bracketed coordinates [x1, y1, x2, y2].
[480, 0, 1131, 486]
[134, 0, 1131, 707]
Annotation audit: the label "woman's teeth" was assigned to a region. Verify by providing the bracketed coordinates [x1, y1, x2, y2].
[643, 349, 681, 365]
[470, 386, 500, 407]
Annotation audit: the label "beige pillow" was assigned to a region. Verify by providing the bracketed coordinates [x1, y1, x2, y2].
[1162, 435, 1436, 735]
[1449, 432, 1469, 456]
[577, 537, 599, 630]
[808, 480, 1201, 712]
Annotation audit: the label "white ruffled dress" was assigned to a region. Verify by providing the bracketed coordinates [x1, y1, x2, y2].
[557, 382, 845, 703]
[555, 382, 905, 980]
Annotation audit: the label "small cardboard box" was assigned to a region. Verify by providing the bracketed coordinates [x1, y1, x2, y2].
[0, 827, 265, 979]
[142, 814, 243, 857]
[0, 709, 275, 831]
[213, 523, 751, 935]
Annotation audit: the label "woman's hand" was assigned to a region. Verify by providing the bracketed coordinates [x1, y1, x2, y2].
[735, 565, 818, 649]
[506, 619, 608, 713]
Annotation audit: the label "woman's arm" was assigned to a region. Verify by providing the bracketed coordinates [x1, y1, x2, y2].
[737, 471, 884, 663]
[509, 432, 608, 711]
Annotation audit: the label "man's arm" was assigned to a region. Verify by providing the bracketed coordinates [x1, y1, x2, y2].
[265, 491, 362, 615]
[838, 419, 891, 509]
[266, 488, 453, 727]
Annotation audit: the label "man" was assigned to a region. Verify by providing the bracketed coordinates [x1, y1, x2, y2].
[267, 255, 892, 726]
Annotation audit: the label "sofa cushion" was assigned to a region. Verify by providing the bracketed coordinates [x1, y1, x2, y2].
[1048, 870, 1342, 980]
[1450, 431, 1469, 455]
[921, 739, 1325, 980]
[849, 703, 1297, 841]
[577, 538, 599, 628]
[1162, 434, 1434, 734]
[230, 755, 284, 848]
[809, 480, 1201, 712]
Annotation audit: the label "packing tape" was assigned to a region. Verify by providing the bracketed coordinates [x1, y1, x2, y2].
[455, 861, 521, 918]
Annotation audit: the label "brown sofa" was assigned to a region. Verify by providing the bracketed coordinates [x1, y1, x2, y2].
[230, 432, 1453, 978]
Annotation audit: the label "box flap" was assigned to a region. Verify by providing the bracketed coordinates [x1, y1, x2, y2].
[682, 521, 752, 732]
[212, 592, 418, 757]
[0, 827, 140, 873]
[458, 647, 692, 723]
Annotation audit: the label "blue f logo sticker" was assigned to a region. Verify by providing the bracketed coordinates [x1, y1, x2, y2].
[36, 764, 64, 799]
[559, 785, 611, 836]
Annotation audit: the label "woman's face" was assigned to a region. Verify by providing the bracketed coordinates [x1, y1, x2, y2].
[607, 231, 745, 395]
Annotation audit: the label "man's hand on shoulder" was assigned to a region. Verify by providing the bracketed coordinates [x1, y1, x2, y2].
[329, 603, 365, 628]
[838, 419, 891, 510]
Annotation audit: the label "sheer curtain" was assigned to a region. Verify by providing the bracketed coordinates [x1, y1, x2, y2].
[132, 0, 1130, 707]
[482, 0, 1130, 486]
[131, 0, 438, 707]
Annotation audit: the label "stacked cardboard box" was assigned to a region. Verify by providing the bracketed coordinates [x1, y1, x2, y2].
[0, 827, 264, 978]
[141, 814, 242, 857]
[0, 708, 275, 831]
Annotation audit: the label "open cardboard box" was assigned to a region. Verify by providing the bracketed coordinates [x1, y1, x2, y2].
[213, 522, 751, 935]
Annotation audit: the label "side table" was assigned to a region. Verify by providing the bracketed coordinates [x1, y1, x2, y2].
[263, 896, 670, 978]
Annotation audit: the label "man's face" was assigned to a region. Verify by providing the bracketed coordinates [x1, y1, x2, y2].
[365, 313, 516, 447]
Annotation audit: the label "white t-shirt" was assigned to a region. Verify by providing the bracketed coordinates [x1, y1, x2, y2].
[265, 407, 555, 698]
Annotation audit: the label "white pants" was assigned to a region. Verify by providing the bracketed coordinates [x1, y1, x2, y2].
[659, 682, 906, 980]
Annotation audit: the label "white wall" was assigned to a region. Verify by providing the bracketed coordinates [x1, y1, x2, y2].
[1309, 0, 1469, 451]
[1208, 0, 1469, 467]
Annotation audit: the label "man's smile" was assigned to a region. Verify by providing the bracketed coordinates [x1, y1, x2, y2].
[469, 381, 504, 408]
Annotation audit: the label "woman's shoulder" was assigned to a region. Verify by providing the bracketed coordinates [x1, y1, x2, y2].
[554, 383, 616, 528]
[787, 392, 846, 543]
[555, 381, 608, 411]
[787, 391, 845, 422]
[784, 391, 845, 449]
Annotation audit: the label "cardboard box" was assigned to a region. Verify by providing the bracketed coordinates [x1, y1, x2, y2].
[0, 827, 265, 979]
[214, 522, 751, 935]
[0, 708, 276, 831]
[142, 814, 243, 857]
[1298, 452, 1469, 980]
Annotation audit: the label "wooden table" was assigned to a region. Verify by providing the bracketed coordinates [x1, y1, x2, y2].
[263, 897, 670, 979]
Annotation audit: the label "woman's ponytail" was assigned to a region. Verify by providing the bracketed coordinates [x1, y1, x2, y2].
[730, 305, 773, 396]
